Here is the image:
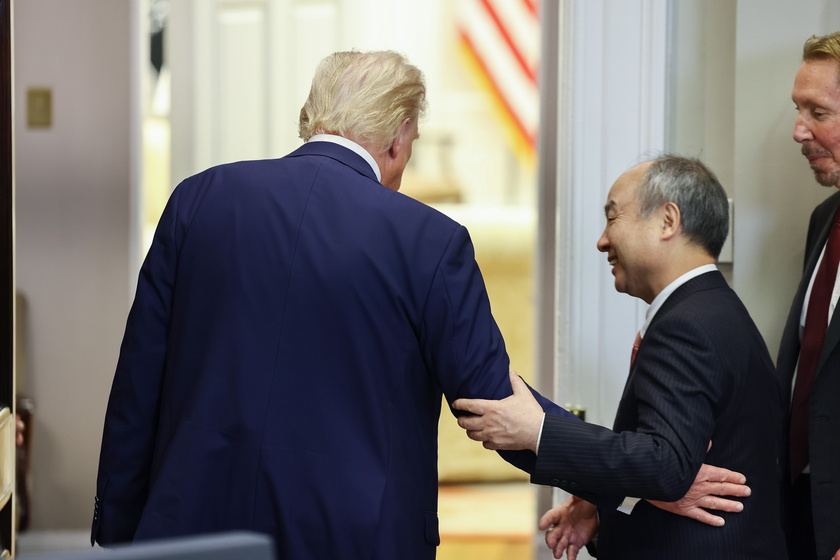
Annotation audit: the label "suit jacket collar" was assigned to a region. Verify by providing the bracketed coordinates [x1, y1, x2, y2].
[286, 141, 380, 183]
[647, 270, 727, 332]
[796, 198, 840, 313]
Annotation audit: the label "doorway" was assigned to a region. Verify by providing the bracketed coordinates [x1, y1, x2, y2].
[139, 1, 544, 558]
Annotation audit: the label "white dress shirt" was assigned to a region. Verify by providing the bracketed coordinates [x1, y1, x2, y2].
[309, 134, 381, 182]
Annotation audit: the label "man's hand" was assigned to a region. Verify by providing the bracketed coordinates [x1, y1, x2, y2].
[832, 548, 840, 560]
[452, 371, 544, 452]
[647, 463, 750, 526]
[538, 496, 598, 560]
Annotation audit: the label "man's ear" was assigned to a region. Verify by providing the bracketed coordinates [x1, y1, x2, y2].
[660, 201, 681, 240]
[388, 118, 413, 159]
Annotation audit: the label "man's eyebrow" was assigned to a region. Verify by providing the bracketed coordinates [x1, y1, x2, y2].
[604, 200, 616, 215]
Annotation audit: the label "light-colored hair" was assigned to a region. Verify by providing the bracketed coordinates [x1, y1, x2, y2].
[803, 31, 840, 70]
[637, 155, 729, 259]
[298, 51, 427, 152]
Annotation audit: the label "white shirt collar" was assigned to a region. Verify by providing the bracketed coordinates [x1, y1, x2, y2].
[640, 263, 718, 337]
[309, 134, 381, 182]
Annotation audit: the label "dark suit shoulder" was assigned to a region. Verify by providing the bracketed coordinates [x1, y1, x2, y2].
[651, 272, 742, 331]
[646, 272, 775, 388]
[805, 189, 840, 263]
[810, 188, 840, 218]
[647, 270, 780, 401]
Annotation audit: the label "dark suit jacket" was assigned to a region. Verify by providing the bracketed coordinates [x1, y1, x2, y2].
[91, 141, 574, 559]
[778, 189, 840, 560]
[532, 271, 787, 559]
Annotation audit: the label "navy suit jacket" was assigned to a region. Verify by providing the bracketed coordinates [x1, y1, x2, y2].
[777, 189, 840, 559]
[92, 142, 573, 559]
[532, 271, 787, 559]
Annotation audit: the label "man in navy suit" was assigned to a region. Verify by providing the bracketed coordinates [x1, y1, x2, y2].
[455, 156, 787, 559]
[90, 50, 575, 559]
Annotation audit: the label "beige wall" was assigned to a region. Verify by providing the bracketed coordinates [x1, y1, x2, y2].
[14, 0, 133, 530]
[668, 0, 840, 355]
[731, 0, 840, 354]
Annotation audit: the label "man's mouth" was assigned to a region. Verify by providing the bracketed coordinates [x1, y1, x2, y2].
[608, 257, 617, 267]
[803, 146, 831, 163]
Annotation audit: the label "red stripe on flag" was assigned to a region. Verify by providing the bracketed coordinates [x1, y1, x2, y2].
[522, 0, 537, 17]
[458, 28, 536, 149]
[478, 0, 537, 84]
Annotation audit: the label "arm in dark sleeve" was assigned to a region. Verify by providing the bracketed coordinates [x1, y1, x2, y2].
[92, 185, 183, 545]
[419, 225, 576, 473]
[532, 315, 720, 507]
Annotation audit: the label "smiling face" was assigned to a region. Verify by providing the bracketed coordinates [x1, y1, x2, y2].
[792, 58, 840, 188]
[596, 162, 662, 303]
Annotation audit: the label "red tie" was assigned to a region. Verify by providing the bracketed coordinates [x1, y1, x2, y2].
[630, 331, 642, 366]
[790, 207, 840, 481]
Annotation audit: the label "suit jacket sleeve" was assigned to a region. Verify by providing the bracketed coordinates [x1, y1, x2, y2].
[532, 310, 721, 506]
[92, 182, 192, 545]
[419, 225, 575, 473]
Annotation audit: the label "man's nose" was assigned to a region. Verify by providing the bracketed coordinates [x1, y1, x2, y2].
[596, 231, 609, 252]
[793, 115, 813, 143]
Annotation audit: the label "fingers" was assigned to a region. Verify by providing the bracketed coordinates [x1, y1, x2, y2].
[457, 420, 500, 449]
[456, 415, 484, 431]
[698, 495, 744, 513]
[544, 525, 564, 556]
[538, 507, 562, 530]
[708, 482, 751, 498]
[509, 370, 529, 395]
[462, 430, 481, 443]
[697, 463, 746, 485]
[688, 508, 726, 527]
[452, 398, 485, 415]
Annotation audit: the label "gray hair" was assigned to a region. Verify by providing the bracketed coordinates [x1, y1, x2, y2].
[298, 51, 427, 152]
[637, 155, 729, 259]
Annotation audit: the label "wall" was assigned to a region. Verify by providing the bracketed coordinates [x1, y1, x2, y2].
[732, 0, 840, 354]
[14, 0, 132, 530]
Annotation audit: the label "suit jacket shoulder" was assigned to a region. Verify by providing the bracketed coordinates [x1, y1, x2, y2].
[805, 189, 840, 265]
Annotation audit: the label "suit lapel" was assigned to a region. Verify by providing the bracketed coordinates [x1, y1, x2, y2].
[816, 208, 840, 375]
[776, 205, 834, 402]
[648, 271, 726, 332]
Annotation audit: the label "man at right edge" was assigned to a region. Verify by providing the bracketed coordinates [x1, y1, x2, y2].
[782, 31, 840, 560]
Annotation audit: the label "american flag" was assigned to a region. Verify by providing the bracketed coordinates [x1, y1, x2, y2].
[457, 0, 539, 163]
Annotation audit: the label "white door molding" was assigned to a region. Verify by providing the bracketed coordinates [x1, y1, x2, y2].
[536, 3, 669, 556]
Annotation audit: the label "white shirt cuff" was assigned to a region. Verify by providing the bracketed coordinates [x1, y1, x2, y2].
[617, 497, 641, 514]
[536, 413, 546, 454]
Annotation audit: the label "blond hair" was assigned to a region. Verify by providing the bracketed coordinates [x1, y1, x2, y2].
[298, 51, 427, 152]
[803, 32, 840, 69]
